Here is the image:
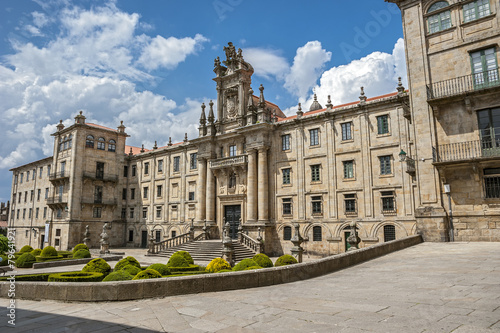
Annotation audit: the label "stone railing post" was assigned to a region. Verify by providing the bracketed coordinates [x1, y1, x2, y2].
[222, 221, 234, 266]
[290, 223, 304, 263]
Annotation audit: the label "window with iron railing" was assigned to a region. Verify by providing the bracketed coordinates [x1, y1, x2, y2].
[484, 168, 500, 198]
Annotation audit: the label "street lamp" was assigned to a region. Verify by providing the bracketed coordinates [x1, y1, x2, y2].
[398, 149, 407, 162]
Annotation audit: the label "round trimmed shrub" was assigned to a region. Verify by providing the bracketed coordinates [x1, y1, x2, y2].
[20, 245, 34, 253]
[167, 254, 189, 268]
[72, 243, 89, 253]
[132, 269, 162, 280]
[41, 246, 58, 257]
[233, 258, 260, 271]
[114, 256, 141, 271]
[253, 253, 273, 268]
[48, 271, 103, 282]
[274, 254, 298, 267]
[30, 249, 42, 256]
[244, 266, 263, 270]
[147, 263, 171, 276]
[102, 271, 134, 282]
[82, 258, 111, 276]
[73, 249, 91, 259]
[57, 251, 73, 258]
[217, 269, 233, 273]
[206, 258, 231, 273]
[120, 264, 141, 276]
[15, 253, 36, 268]
[0, 254, 8, 266]
[173, 251, 194, 265]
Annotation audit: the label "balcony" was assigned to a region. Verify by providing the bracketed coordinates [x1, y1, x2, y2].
[427, 68, 500, 101]
[210, 155, 247, 169]
[46, 195, 68, 209]
[433, 140, 500, 163]
[81, 198, 117, 206]
[82, 171, 118, 183]
[49, 171, 69, 181]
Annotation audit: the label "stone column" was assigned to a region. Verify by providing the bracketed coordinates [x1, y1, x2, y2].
[257, 147, 269, 222]
[206, 165, 215, 223]
[247, 149, 257, 222]
[196, 158, 207, 222]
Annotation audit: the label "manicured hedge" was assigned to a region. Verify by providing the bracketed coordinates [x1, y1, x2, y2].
[216, 269, 233, 273]
[206, 258, 231, 273]
[35, 255, 64, 262]
[132, 269, 162, 280]
[30, 249, 42, 256]
[72, 243, 89, 253]
[0, 273, 52, 282]
[41, 246, 58, 257]
[120, 264, 141, 276]
[72, 249, 91, 259]
[168, 264, 199, 273]
[147, 263, 171, 276]
[20, 245, 34, 253]
[233, 259, 260, 271]
[167, 254, 189, 268]
[57, 251, 73, 258]
[253, 253, 273, 268]
[48, 271, 104, 282]
[102, 271, 133, 282]
[244, 266, 262, 270]
[15, 253, 36, 268]
[172, 251, 194, 265]
[114, 256, 141, 271]
[168, 271, 208, 277]
[274, 254, 298, 267]
[82, 258, 111, 276]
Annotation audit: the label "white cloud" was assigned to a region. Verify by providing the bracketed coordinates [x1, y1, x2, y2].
[137, 34, 208, 71]
[243, 48, 289, 80]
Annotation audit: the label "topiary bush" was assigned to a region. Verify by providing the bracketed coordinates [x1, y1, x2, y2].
[274, 254, 298, 267]
[216, 269, 233, 273]
[114, 256, 141, 271]
[73, 249, 91, 259]
[82, 258, 111, 276]
[35, 255, 64, 262]
[30, 249, 42, 256]
[20, 245, 34, 253]
[233, 258, 260, 271]
[72, 243, 89, 253]
[173, 251, 194, 265]
[167, 253, 189, 268]
[0, 273, 52, 282]
[15, 253, 36, 268]
[102, 271, 134, 282]
[132, 269, 162, 280]
[147, 263, 171, 276]
[48, 271, 103, 282]
[120, 264, 141, 276]
[244, 266, 263, 270]
[206, 258, 231, 273]
[253, 253, 273, 268]
[41, 246, 58, 257]
[57, 251, 73, 258]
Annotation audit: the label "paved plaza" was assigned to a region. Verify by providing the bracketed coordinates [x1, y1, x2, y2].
[1, 242, 499, 332]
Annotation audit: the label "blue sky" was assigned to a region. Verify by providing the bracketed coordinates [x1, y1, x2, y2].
[0, 0, 407, 202]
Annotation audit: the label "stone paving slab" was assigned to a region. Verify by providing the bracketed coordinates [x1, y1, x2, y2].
[1, 242, 500, 332]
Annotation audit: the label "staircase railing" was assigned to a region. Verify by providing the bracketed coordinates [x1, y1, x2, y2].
[239, 232, 263, 254]
[148, 232, 191, 254]
[193, 231, 207, 241]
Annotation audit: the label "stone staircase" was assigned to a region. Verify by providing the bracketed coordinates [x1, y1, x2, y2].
[151, 239, 257, 263]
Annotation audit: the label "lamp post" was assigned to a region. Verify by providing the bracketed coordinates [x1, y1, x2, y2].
[444, 184, 454, 242]
[398, 149, 407, 162]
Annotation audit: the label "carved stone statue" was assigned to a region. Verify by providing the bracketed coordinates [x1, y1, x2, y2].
[83, 225, 90, 248]
[99, 223, 110, 254]
[214, 56, 221, 68]
[224, 42, 237, 62]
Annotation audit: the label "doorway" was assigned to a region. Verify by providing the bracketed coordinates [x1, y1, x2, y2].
[224, 205, 241, 239]
[141, 230, 148, 248]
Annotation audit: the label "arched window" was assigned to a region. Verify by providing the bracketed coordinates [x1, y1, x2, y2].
[283, 226, 292, 240]
[86, 135, 94, 148]
[428, 1, 451, 34]
[97, 137, 105, 150]
[313, 226, 322, 241]
[384, 225, 396, 242]
[108, 139, 116, 152]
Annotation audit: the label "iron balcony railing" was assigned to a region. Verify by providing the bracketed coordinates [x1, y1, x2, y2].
[427, 68, 500, 100]
[46, 195, 68, 205]
[49, 171, 69, 180]
[433, 139, 500, 163]
[82, 171, 118, 182]
[210, 155, 247, 169]
[81, 198, 117, 205]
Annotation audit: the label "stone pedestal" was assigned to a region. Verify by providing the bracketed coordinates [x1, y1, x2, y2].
[222, 222, 234, 266]
[290, 223, 304, 262]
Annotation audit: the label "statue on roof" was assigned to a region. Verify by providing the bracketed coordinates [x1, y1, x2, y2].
[214, 56, 221, 68]
[224, 42, 237, 62]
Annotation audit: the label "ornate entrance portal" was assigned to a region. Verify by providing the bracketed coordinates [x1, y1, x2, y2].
[224, 205, 241, 239]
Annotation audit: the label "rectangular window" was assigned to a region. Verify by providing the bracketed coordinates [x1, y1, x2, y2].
[377, 115, 389, 135]
[43, 207, 47, 219]
[190, 153, 197, 170]
[16, 209, 19, 219]
[128, 230, 134, 242]
[30, 190, 34, 202]
[471, 48, 499, 88]
[122, 188, 127, 200]
[229, 145, 237, 157]
[142, 207, 148, 219]
[45, 188, 49, 199]
[35, 208, 39, 219]
[310, 128, 319, 146]
[344, 194, 357, 215]
[158, 159, 163, 173]
[55, 228, 61, 237]
[464, 0, 490, 23]
[283, 226, 292, 240]
[60, 161, 66, 177]
[13, 194, 16, 203]
[313, 226, 322, 241]
[343, 161, 354, 179]
[94, 186, 103, 203]
[93, 207, 102, 218]
[37, 189, 41, 201]
[282, 198, 292, 215]
[32, 169, 35, 180]
[14, 175, 18, 184]
[173, 156, 180, 172]
[55, 238, 60, 246]
[428, 9, 451, 34]
[379, 156, 392, 175]
[47, 165, 51, 177]
[282, 134, 290, 151]
[21, 173, 24, 183]
[123, 165, 128, 177]
[129, 208, 134, 219]
[143, 186, 149, 199]
[27, 171, 30, 182]
[282, 168, 291, 185]
[484, 168, 500, 198]
[131, 165, 136, 177]
[18, 192, 21, 203]
[311, 164, 321, 182]
[157, 185, 163, 198]
[96, 162, 104, 179]
[312, 196, 322, 215]
[39, 167, 43, 178]
[341, 122, 352, 141]
[144, 162, 149, 175]
[28, 208, 32, 219]
[131, 188, 135, 200]
[23, 209, 26, 219]
[97, 138, 105, 150]
[156, 206, 162, 218]
[220, 146, 224, 158]
[24, 191, 27, 202]
[121, 208, 126, 219]
[381, 191, 396, 213]
[156, 230, 161, 242]
[188, 191, 195, 201]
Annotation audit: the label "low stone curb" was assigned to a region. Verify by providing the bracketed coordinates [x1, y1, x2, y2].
[0, 235, 422, 302]
[32, 255, 124, 269]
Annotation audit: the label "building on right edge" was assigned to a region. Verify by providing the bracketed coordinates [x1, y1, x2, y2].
[387, 0, 500, 241]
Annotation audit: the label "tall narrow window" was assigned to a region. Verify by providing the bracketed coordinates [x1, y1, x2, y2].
[282, 198, 292, 216]
[142, 207, 148, 219]
[96, 162, 104, 179]
[471, 48, 498, 88]
[93, 207, 102, 218]
[311, 164, 321, 182]
[282, 134, 291, 151]
[381, 191, 396, 213]
[143, 186, 149, 199]
[123, 165, 128, 177]
[26, 171, 30, 182]
[60, 161, 66, 177]
[283, 226, 292, 240]
[39, 167, 43, 178]
[313, 226, 322, 241]
[377, 115, 389, 134]
[108, 139, 116, 152]
[190, 153, 197, 170]
[427, 1, 451, 33]
[229, 145, 237, 157]
[282, 168, 291, 185]
[155, 230, 161, 242]
[379, 156, 392, 175]
[483, 168, 500, 198]
[131, 188, 135, 200]
[341, 122, 352, 141]
[156, 207, 162, 219]
[345, 193, 357, 215]
[131, 165, 136, 177]
[384, 225, 396, 242]
[158, 159, 163, 173]
[310, 129, 319, 146]
[464, 0, 490, 23]
[94, 186, 103, 204]
[311, 196, 322, 215]
[122, 188, 127, 200]
[86, 135, 94, 148]
[343, 161, 354, 179]
[157, 185, 163, 198]
[477, 108, 500, 150]
[144, 162, 149, 175]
